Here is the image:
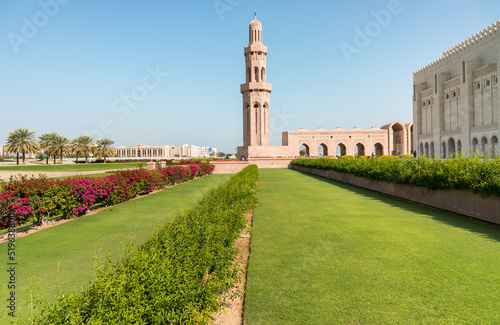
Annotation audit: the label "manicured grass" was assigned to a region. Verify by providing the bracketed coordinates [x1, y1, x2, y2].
[0, 174, 231, 321]
[244, 169, 500, 324]
[0, 162, 145, 172]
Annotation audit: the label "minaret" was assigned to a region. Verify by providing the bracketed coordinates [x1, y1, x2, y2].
[241, 11, 272, 147]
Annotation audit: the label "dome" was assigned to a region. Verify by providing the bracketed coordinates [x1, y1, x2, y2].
[250, 19, 262, 29]
[249, 12, 262, 29]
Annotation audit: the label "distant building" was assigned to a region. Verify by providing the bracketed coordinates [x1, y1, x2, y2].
[115, 144, 217, 159]
[413, 21, 500, 158]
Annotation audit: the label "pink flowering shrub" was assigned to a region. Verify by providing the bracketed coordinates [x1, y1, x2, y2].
[0, 164, 214, 230]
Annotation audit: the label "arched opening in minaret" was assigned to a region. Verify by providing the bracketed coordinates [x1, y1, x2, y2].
[336, 143, 346, 156]
[245, 105, 250, 137]
[247, 68, 251, 83]
[261, 68, 266, 82]
[355, 143, 365, 157]
[373, 143, 383, 156]
[263, 104, 267, 134]
[317, 143, 328, 157]
[299, 144, 310, 157]
[254, 103, 260, 135]
[254, 67, 259, 82]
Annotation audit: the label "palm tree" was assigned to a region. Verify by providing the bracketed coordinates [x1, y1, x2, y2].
[5, 129, 39, 165]
[95, 138, 115, 163]
[52, 135, 71, 165]
[74, 136, 94, 163]
[39, 132, 58, 164]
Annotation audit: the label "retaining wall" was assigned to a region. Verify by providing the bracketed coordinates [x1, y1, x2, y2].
[291, 165, 500, 225]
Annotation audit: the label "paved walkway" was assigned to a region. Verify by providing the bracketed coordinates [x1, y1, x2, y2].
[0, 169, 115, 180]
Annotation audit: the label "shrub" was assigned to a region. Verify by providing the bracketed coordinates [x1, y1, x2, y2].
[291, 156, 500, 197]
[0, 164, 215, 229]
[31, 165, 259, 324]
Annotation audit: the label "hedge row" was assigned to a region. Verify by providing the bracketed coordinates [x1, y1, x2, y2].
[32, 164, 259, 324]
[292, 156, 500, 197]
[0, 164, 214, 229]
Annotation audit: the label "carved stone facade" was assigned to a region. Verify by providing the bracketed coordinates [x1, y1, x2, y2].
[413, 21, 500, 158]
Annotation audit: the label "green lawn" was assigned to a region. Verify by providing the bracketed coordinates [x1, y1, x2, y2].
[0, 162, 145, 172]
[244, 169, 500, 324]
[0, 174, 231, 321]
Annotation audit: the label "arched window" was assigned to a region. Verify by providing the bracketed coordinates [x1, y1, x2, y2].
[299, 144, 310, 157]
[355, 143, 365, 157]
[481, 137, 488, 157]
[336, 143, 346, 156]
[491, 136, 499, 157]
[472, 138, 479, 155]
[318, 144, 328, 157]
[247, 68, 251, 83]
[263, 105, 267, 134]
[261, 68, 266, 82]
[448, 138, 456, 158]
[254, 68, 259, 82]
[254, 104, 259, 134]
[373, 143, 383, 156]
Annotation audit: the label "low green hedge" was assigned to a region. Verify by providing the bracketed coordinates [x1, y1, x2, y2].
[31, 165, 259, 324]
[291, 156, 500, 197]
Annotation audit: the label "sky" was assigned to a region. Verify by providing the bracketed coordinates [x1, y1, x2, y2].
[1, 0, 500, 153]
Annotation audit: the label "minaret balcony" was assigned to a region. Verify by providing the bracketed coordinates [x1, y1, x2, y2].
[240, 82, 272, 93]
[244, 44, 268, 54]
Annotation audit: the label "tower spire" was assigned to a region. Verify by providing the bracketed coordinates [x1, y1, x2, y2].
[254, 7, 257, 20]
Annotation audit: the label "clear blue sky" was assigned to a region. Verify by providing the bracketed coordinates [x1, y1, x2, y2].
[1, 0, 499, 153]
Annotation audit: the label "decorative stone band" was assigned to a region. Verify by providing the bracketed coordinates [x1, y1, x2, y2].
[414, 20, 500, 77]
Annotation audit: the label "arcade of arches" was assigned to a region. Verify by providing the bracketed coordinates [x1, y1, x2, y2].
[236, 13, 414, 160]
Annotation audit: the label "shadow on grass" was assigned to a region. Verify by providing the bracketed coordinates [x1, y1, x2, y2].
[291, 169, 500, 243]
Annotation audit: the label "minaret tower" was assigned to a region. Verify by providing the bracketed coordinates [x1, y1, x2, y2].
[241, 11, 272, 147]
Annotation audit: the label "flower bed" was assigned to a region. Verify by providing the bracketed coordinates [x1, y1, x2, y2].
[0, 164, 214, 229]
[291, 156, 500, 198]
[32, 165, 258, 324]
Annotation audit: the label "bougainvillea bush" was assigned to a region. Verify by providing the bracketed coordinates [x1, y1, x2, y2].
[0, 164, 214, 230]
[291, 156, 500, 197]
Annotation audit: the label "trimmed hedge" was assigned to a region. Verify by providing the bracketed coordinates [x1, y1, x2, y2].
[291, 156, 500, 197]
[0, 164, 214, 229]
[31, 165, 259, 324]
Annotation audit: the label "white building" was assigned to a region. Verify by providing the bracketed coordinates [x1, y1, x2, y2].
[413, 20, 500, 158]
[116, 144, 217, 159]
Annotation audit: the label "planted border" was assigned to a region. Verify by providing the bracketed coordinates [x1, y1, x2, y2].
[30, 165, 258, 324]
[0, 164, 214, 229]
[291, 156, 500, 198]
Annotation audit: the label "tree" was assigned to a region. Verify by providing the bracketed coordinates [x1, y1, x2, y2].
[217, 152, 225, 158]
[95, 138, 115, 163]
[39, 132, 59, 164]
[52, 135, 71, 165]
[73, 136, 94, 163]
[300, 149, 307, 156]
[5, 129, 39, 165]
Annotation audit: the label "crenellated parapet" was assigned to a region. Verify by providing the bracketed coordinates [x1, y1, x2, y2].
[414, 20, 500, 77]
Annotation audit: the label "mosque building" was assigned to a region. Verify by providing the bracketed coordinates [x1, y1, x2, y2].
[237, 13, 413, 160]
